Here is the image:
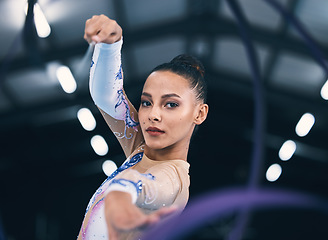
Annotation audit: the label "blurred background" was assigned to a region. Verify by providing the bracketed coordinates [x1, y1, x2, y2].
[1, 0, 328, 239]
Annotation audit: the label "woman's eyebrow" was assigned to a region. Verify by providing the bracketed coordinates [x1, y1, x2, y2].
[141, 92, 181, 99]
[161, 93, 181, 99]
[141, 92, 152, 98]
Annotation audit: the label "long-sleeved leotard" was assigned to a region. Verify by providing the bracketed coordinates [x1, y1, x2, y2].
[77, 39, 190, 240]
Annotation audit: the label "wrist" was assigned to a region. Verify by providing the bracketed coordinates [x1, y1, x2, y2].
[106, 191, 133, 204]
[104, 178, 142, 204]
[96, 37, 123, 49]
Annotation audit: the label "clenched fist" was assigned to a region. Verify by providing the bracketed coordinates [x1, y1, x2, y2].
[84, 14, 122, 44]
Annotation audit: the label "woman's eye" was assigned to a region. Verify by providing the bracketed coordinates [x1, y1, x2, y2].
[165, 102, 179, 108]
[141, 101, 151, 107]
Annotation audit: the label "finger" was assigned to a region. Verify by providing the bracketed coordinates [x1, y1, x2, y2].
[84, 32, 92, 44]
[142, 206, 179, 228]
[84, 15, 105, 42]
[107, 222, 119, 240]
[154, 205, 179, 218]
[134, 215, 159, 231]
[84, 19, 93, 43]
[96, 20, 122, 44]
[141, 206, 178, 227]
[92, 27, 110, 43]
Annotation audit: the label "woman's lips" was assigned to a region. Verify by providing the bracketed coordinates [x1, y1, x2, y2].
[146, 127, 165, 136]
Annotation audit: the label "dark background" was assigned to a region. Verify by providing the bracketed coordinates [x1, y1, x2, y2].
[1, 0, 328, 239]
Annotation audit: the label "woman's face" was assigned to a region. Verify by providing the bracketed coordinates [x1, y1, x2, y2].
[138, 70, 202, 152]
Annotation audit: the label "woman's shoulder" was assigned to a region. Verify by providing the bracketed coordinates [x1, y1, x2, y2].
[164, 159, 190, 170]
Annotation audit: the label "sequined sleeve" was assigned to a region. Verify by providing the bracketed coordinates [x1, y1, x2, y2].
[89, 39, 144, 157]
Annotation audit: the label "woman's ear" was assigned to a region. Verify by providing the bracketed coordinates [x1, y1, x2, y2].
[194, 103, 209, 125]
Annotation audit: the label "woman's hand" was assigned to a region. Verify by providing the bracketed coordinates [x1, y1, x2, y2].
[84, 14, 122, 44]
[104, 191, 177, 240]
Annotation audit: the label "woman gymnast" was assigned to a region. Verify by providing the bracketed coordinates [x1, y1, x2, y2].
[77, 14, 209, 240]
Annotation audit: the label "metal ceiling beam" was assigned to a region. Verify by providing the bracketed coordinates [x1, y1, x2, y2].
[262, 0, 299, 83]
[2, 14, 328, 73]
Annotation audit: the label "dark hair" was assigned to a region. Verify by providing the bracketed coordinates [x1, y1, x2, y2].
[150, 54, 207, 103]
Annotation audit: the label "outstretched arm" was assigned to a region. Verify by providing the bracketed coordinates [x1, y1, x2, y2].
[105, 191, 177, 240]
[103, 162, 188, 240]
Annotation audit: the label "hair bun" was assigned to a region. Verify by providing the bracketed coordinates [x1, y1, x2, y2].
[151, 53, 207, 103]
[170, 54, 205, 77]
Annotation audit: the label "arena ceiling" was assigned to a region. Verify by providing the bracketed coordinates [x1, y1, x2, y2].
[1, 0, 328, 239]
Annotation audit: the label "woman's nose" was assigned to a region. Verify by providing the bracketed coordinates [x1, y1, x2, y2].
[148, 107, 161, 122]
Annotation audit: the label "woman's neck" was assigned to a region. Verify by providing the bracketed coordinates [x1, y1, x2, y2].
[144, 143, 189, 161]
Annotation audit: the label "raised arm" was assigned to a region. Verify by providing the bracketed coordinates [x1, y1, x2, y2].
[85, 15, 143, 157]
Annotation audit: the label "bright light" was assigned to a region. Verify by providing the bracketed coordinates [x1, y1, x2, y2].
[77, 108, 96, 131]
[102, 160, 118, 176]
[90, 135, 108, 156]
[56, 65, 77, 94]
[266, 163, 282, 182]
[320, 79, 328, 100]
[25, 3, 51, 38]
[278, 140, 296, 161]
[295, 113, 315, 137]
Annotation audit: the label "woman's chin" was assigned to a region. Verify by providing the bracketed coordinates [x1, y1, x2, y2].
[144, 139, 169, 152]
[145, 143, 165, 151]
